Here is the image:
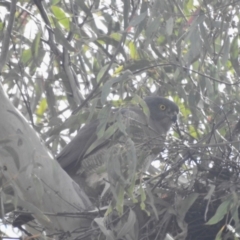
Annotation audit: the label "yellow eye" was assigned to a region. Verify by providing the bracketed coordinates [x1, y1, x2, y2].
[159, 104, 166, 110]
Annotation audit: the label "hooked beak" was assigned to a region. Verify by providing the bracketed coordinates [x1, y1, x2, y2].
[170, 111, 178, 123]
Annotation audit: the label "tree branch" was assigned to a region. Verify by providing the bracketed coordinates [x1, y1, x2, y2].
[0, 0, 16, 73]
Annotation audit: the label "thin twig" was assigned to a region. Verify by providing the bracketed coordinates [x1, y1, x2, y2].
[72, 31, 129, 115]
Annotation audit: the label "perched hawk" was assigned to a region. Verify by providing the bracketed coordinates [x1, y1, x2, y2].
[57, 96, 179, 196]
[12, 96, 179, 228]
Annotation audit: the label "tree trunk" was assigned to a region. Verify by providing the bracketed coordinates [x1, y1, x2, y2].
[0, 82, 92, 237]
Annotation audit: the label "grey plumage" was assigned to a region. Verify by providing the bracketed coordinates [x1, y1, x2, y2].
[57, 96, 179, 195]
[12, 96, 178, 228]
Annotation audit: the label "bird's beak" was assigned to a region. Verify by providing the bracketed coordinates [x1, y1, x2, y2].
[170, 111, 178, 123]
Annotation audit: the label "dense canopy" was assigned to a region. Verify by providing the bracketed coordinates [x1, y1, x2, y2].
[0, 0, 240, 239]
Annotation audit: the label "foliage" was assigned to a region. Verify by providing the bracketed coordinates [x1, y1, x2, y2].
[0, 0, 240, 239]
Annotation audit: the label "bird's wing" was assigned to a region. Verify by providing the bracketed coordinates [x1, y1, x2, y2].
[56, 110, 122, 173]
[57, 119, 101, 170]
[57, 106, 163, 177]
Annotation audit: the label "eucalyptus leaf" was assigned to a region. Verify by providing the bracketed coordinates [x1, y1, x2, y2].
[206, 199, 231, 225]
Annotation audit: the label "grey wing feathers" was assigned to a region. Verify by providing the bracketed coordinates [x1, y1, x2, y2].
[56, 119, 100, 170]
[78, 108, 146, 173]
[56, 106, 163, 177]
[80, 148, 107, 175]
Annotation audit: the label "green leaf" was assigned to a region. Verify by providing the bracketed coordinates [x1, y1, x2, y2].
[20, 48, 32, 65]
[166, 17, 174, 36]
[140, 184, 146, 210]
[128, 41, 139, 60]
[204, 184, 215, 200]
[184, 0, 194, 14]
[214, 227, 224, 240]
[85, 122, 118, 156]
[127, 175, 138, 203]
[206, 199, 231, 225]
[97, 36, 120, 49]
[189, 125, 198, 138]
[116, 185, 125, 215]
[51, 6, 70, 30]
[104, 205, 113, 217]
[230, 36, 239, 60]
[126, 138, 137, 182]
[110, 32, 121, 41]
[146, 187, 159, 220]
[230, 36, 240, 75]
[145, 17, 161, 47]
[231, 205, 239, 227]
[0, 21, 3, 31]
[128, 11, 147, 28]
[97, 105, 112, 138]
[134, 1, 148, 40]
[114, 65, 124, 74]
[94, 217, 115, 240]
[178, 193, 199, 220]
[117, 209, 136, 238]
[36, 98, 48, 117]
[106, 147, 124, 188]
[132, 95, 150, 119]
[53, 27, 75, 51]
[116, 111, 127, 135]
[199, 22, 212, 54]
[101, 70, 132, 104]
[96, 64, 110, 83]
[221, 36, 230, 66]
[31, 32, 41, 59]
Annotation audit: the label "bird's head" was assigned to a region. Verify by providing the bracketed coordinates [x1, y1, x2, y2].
[144, 96, 179, 133]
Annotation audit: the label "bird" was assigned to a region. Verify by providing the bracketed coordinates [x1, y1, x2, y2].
[56, 96, 179, 197]
[12, 96, 179, 229]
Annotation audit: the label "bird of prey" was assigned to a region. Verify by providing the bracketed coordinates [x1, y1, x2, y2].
[12, 96, 178, 229]
[57, 96, 179, 197]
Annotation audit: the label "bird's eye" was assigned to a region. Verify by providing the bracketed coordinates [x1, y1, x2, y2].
[159, 104, 166, 110]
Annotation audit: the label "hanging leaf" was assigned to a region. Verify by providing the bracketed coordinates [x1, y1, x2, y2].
[166, 17, 174, 36]
[101, 70, 132, 104]
[206, 199, 231, 225]
[20, 48, 32, 65]
[128, 41, 139, 60]
[117, 209, 137, 238]
[53, 27, 75, 51]
[128, 12, 147, 28]
[51, 6, 70, 30]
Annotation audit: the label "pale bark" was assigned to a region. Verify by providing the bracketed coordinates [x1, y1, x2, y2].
[0, 82, 93, 237]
